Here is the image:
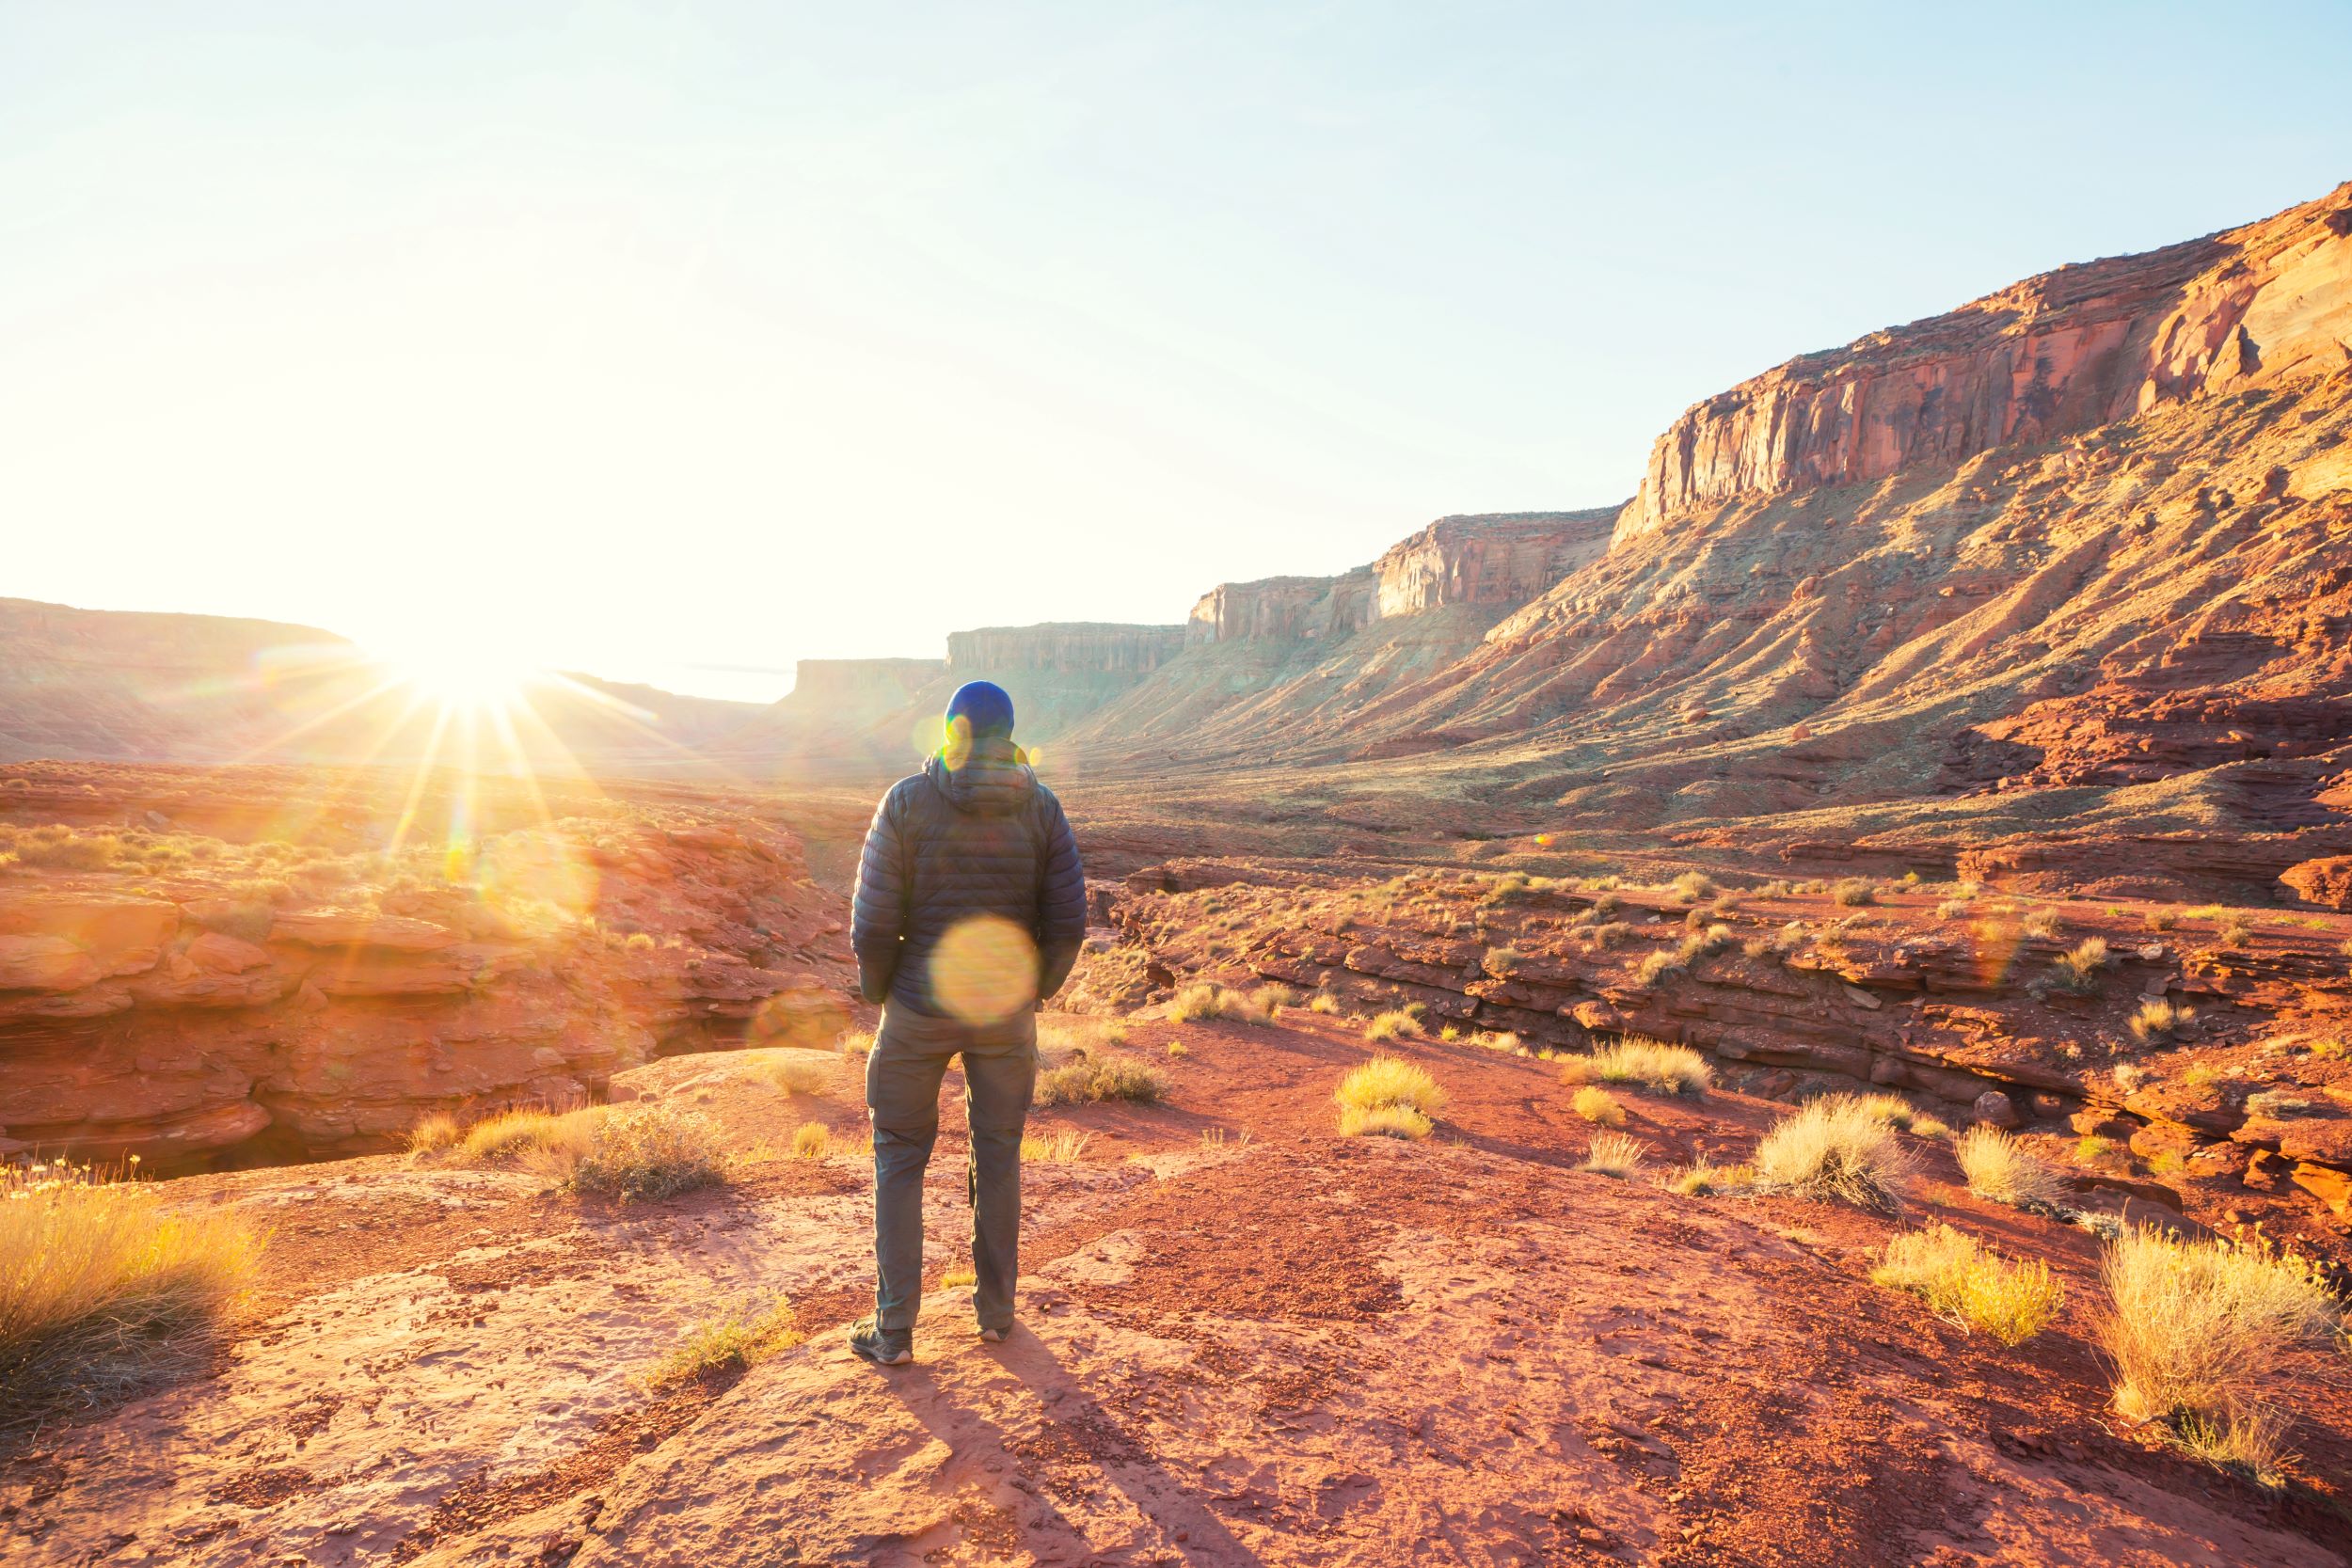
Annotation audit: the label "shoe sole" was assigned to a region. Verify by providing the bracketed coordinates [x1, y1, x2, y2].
[851, 1344, 913, 1366]
[977, 1328, 1008, 1344]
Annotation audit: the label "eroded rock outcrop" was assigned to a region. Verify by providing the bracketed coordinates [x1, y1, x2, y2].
[1621, 182, 2352, 543]
[1186, 568, 1378, 645]
[1372, 510, 1615, 617]
[0, 764, 854, 1165]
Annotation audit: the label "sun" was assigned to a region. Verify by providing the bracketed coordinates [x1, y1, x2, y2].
[367, 635, 545, 712]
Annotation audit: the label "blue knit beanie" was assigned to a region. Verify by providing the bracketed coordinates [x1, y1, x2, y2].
[944, 679, 1015, 739]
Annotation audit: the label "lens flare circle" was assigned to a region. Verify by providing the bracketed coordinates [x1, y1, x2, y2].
[929, 913, 1037, 1025]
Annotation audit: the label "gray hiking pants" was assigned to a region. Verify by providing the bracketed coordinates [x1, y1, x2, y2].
[866, 1005, 1038, 1338]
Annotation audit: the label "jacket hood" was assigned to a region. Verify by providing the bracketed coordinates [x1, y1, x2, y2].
[923, 735, 1037, 816]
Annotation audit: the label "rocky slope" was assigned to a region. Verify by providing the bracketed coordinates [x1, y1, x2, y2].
[1087, 863, 2352, 1239]
[0, 762, 851, 1167]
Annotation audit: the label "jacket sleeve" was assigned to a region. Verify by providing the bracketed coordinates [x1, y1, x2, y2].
[1032, 790, 1087, 1001]
[850, 788, 910, 1005]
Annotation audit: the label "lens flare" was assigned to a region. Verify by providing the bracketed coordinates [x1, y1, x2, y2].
[929, 913, 1037, 1024]
[367, 634, 543, 713]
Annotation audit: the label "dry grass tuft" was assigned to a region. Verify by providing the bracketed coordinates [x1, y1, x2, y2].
[1753, 1095, 1917, 1211]
[1955, 1126, 2068, 1210]
[758, 1052, 834, 1097]
[1585, 1037, 1711, 1096]
[456, 1106, 583, 1164]
[1873, 1224, 2064, 1345]
[2021, 908, 2061, 939]
[0, 1161, 262, 1424]
[1335, 1055, 1447, 1140]
[1035, 1054, 1168, 1106]
[1168, 982, 1278, 1025]
[2100, 1226, 2342, 1487]
[2052, 937, 2110, 990]
[1669, 871, 1718, 903]
[1665, 1163, 1754, 1196]
[1832, 877, 1877, 907]
[1581, 1132, 1646, 1179]
[1363, 1009, 1426, 1043]
[1307, 992, 1342, 1015]
[645, 1291, 803, 1391]
[1020, 1128, 1092, 1163]
[405, 1112, 462, 1156]
[1571, 1085, 1626, 1126]
[2129, 999, 2195, 1041]
[1337, 1103, 1433, 1139]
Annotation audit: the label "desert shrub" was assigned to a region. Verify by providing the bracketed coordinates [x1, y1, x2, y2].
[1166, 1039, 1189, 1058]
[560, 1105, 726, 1199]
[11, 831, 123, 870]
[2144, 908, 2179, 932]
[1335, 1056, 1446, 1139]
[758, 1053, 834, 1097]
[1675, 925, 1732, 967]
[1438, 1024, 1463, 1042]
[1363, 1009, 1425, 1043]
[1873, 1225, 2063, 1346]
[1169, 982, 1277, 1025]
[1753, 1095, 1916, 1211]
[1666, 1163, 1753, 1196]
[837, 1029, 877, 1056]
[1669, 871, 1717, 903]
[1590, 892, 1623, 917]
[1586, 1037, 1711, 1096]
[1910, 1114, 1951, 1138]
[1935, 898, 1973, 920]
[1954, 1126, 2068, 1211]
[1481, 946, 1522, 978]
[1831, 878, 1876, 908]
[646, 1291, 803, 1390]
[1586, 921, 1633, 950]
[0, 1161, 261, 1423]
[1632, 949, 1682, 987]
[2099, 1226, 2343, 1486]
[2022, 908, 2061, 940]
[405, 1112, 462, 1156]
[1307, 992, 1341, 1016]
[1036, 1053, 1168, 1106]
[1472, 1030, 1520, 1053]
[2129, 999, 2195, 1041]
[2215, 912, 2252, 949]
[2052, 938, 2109, 990]
[1020, 1128, 1092, 1162]
[2244, 1088, 2315, 1119]
[1571, 1085, 1626, 1125]
[623, 931, 657, 952]
[1581, 1132, 1646, 1178]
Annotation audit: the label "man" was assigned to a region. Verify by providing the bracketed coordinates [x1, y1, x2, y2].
[846, 679, 1086, 1365]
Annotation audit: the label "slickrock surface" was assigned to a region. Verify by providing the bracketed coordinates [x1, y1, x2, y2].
[0, 763, 851, 1166]
[6, 1007, 2344, 1566]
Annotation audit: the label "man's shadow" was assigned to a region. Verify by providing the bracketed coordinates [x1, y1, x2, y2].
[878, 1317, 1267, 1567]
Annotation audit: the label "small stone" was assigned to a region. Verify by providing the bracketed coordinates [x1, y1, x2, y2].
[1842, 985, 1883, 1010]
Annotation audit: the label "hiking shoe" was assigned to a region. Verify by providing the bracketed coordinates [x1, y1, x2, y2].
[848, 1319, 912, 1366]
[975, 1323, 1011, 1344]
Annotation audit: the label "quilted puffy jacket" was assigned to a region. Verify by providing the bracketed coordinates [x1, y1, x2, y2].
[850, 736, 1087, 1016]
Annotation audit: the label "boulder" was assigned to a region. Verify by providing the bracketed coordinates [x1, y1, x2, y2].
[2280, 856, 2352, 910]
[1971, 1090, 2020, 1128]
[186, 931, 272, 974]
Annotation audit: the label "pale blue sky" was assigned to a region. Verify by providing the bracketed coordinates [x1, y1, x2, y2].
[3, 2, 2346, 701]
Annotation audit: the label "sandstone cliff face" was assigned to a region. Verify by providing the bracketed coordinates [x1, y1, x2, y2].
[1372, 510, 1616, 617]
[946, 623, 1185, 674]
[1622, 182, 2352, 543]
[1186, 568, 1378, 645]
[0, 764, 853, 1166]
